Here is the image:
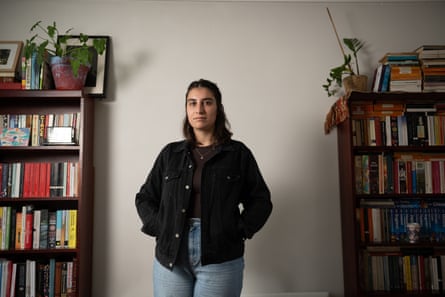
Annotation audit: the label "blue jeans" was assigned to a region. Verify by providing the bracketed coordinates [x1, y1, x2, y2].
[153, 219, 244, 297]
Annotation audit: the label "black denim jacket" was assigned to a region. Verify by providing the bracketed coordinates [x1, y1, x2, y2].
[135, 140, 272, 269]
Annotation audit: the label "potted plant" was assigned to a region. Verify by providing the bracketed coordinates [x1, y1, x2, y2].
[322, 37, 367, 97]
[323, 8, 367, 97]
[24, 21, 106, 90]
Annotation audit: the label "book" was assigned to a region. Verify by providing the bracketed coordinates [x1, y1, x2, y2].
[372, 63, 384, 92]
[68, 210, 77, 249]
[48, 212, 57, 249]
[15, 211, 22, 250]
[10, 262, 17, 297]
[55, 262, 62, 297]
[15, 262, 26, 297]
[390, 65, 422, 81]
[379, 52, 419, 64]
[2, 207, 11, 250]
[33, 209, 41, 250]
[55, 210, 63, 248]
[0, 128, 30, 146]
[369, 154, 380, 194]
[49, 259, 55, 297]
[0, 82, 22, 89]
[23, 205, 34, 250]
[39, 209, 49, 249]
[380, 64, 391, 92]
[415, 45, 445, 59]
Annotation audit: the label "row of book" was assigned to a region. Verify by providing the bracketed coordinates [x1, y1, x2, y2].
[0, 258, 77, 297]
[351, 103, 445, 147]
[22, 53, 54, 90]
[0, 206, 77, 251]
[358, 201, 445, 244]
[0, 113, 80, 147]
[372, 45, 445, 92]
[362, 253, 445, 293]
[354, 154, 445, 195]
[0, 162, 79, 199]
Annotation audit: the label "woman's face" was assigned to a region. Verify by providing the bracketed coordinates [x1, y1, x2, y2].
[186, 87, 218, 133]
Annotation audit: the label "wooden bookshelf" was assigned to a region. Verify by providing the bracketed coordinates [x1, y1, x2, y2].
[337, 91, 445, 297]
[0, 89, 94, 297]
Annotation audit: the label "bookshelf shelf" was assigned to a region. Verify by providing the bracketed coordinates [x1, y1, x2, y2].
[0, 89, 95, 297]
[0, 249, 78, 256]
[337, 91, 445, 297]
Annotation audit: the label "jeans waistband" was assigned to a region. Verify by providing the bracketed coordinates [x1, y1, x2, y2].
[189, 218, 201, 226]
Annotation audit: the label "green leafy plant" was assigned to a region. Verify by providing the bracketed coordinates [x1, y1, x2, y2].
[24, 21, 106, 76]
[323, 38, 364, 97]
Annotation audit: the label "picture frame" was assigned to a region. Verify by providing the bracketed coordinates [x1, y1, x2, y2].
[61, 35, 110, 98]
[0, 41, 23, 76]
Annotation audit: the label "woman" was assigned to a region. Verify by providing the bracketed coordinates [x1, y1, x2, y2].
[135, 78, 272, 297]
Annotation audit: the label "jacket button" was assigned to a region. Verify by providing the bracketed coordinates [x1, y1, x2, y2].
[185, 185, 190, 190]
[175, 233, 180, 238]
[169, 263, 173, 267]
[181, 209, 186, 213]
[165, 176, 169, 180]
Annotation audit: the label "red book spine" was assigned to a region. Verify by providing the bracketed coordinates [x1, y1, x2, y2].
[39, 162, 47, 197]
[22, 163, 31, 198]
[24, 208, 33, 249]
[32, 163, 40, 197]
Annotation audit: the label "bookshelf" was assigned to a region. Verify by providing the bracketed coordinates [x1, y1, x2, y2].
[337, 91, 445, 297]
[0, 90, 94, 297]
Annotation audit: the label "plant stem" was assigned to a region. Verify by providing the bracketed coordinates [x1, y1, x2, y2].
[326, 7, 353, 74]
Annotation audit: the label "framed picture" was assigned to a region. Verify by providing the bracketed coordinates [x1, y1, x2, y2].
[0, 41, 23, 76]
[62, 35, 110, 98]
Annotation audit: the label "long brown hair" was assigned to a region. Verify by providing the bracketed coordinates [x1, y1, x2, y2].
[182, 79, 232, 145]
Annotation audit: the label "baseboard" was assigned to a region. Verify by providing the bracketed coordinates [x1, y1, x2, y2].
[242, 292, 330, 297]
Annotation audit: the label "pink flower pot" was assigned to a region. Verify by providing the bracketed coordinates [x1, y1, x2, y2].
[50, 56, 90, 90]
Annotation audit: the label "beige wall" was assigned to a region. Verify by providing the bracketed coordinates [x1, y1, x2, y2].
[1, 1, 444, 296]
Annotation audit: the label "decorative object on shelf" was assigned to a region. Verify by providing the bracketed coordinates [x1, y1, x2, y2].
[61, 35, 110, 98]
[323, 8, 367, 97]
[324, 93, 350, 134]
[24, 21, 107, 90]
[44, 126, 76, 145]
[0, 41, 23, 79]
[406, 222, 421, 243]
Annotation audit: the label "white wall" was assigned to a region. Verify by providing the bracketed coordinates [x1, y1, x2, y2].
[1, 1, 444, 297]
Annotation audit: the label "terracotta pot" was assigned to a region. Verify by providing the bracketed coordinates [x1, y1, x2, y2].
[50, 56, 90, 90]
[343, 75, 368, 93]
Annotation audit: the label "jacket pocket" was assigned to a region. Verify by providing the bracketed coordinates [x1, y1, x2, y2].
[157, 170, 182, 247]
[211, 170, 243, 241]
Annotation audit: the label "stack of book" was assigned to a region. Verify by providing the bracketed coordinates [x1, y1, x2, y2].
[415, 45, 445, 92]
[372, 52, 422, 92]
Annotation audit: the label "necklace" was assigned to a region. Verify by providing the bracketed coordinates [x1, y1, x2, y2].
[195, 146, 214, 160]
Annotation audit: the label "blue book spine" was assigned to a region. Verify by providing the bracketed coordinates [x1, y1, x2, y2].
[380, 64, 391, 92]
[49, 258, 55, 297]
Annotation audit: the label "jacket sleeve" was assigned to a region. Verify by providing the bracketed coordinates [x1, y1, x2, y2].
[239, 147, 272, 239]
[135, 148, 166, 237]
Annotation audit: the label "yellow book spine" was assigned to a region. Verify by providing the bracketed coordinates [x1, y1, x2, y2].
[68, 210, 77, 249]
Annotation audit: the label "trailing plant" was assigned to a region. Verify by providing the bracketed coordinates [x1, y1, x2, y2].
[323, 38, 365, 97]
[24, 21, 106, 76]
